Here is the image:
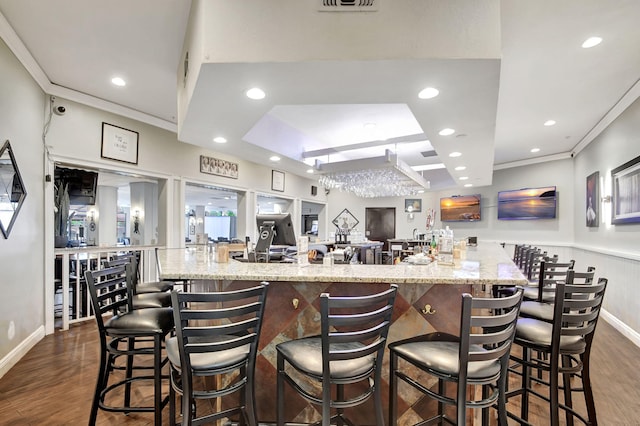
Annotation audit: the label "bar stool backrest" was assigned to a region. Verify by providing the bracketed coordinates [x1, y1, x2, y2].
[85, 263, 133, 328]
[171, 282, 269, 379]
[320, 285, 398, 390]
[551, 279, 608, 350]
[535, 260, 575, 302]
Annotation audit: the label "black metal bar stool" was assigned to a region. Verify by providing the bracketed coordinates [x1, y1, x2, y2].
[104, 254, 172, 309]
[167, 282, 269, 426]
[507, 278, 608, 426]
[276, 284, 398, 426]
[389, 288, 524, 426]
[84, 263, 174, 425]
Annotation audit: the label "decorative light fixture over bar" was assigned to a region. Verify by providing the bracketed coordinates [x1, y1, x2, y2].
[316, 149, 430, 198]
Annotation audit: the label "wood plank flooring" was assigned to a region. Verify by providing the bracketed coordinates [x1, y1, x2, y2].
[0, 318, 638, 425]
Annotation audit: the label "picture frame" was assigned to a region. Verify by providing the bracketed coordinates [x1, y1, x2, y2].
[332, 208, 359, 231]
[101, 122, 139, 164]
[271, 170, 285, 192]
[611, 154, 640, 224]
[404, 198, 422, 213]
[200, 155, 239, 179]
[586, 171, 599, 227]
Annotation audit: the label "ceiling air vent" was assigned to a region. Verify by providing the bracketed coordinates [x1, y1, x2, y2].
[318, 0, 378, 12]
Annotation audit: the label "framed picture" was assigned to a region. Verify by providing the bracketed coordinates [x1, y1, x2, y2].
[271, 170, 285, 192]
[332, 208, 359, 231]
[611, 154, 640, 224]
[200, 155, 239, 179]
[404, 198, 422, 213]
[586, 171, 599, 227]
[101, 122, 139, 164]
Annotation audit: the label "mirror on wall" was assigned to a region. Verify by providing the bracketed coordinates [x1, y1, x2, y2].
[0, 140, 27, 238]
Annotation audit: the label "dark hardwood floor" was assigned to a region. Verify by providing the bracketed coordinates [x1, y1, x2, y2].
[0, 318, 638, 425]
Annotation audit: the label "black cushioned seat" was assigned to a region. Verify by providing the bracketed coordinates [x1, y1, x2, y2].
[390, 288, 524, 426]
[390, 338, 501, 379]
[85, 263, 173, 425]
[166, 335, 250, 372]
[277, 285, 398, 426]
[130, 291, 172, 310]
[276, 338, 374, 379]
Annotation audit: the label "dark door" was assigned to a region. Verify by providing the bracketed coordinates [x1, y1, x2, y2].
[365, 208, 396, 250]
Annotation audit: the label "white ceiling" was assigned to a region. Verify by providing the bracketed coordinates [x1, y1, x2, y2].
[1, 0, 639, 194]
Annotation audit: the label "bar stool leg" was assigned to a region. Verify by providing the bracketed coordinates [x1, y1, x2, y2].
[520, 348, 531, 422]
[389, 353, 398, 426]
[276, 354, 285, 426]
[561, 355, 574, 426]
[125, 338, 135, 410]
[154, 334, 162, 426]
[90, 348, 108, 425]
[581, 350, 598, 426]
[550, 353, 560, 426]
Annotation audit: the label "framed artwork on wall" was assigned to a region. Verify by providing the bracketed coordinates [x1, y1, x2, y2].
[200, 155, 239, 179]
[611, 155, 640, 224]
[404, 198, 422, 213]
[271, 170, 285, 192]
[586, 171, 599, 227]
[101, 122, 139, 164]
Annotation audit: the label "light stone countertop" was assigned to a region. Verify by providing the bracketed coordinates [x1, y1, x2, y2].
[157, 242, 527, 285]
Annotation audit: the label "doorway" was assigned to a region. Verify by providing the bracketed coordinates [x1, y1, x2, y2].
[365, 207, 396, 250]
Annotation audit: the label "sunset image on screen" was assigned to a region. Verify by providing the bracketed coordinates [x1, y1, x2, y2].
[440, 195, 481, 222]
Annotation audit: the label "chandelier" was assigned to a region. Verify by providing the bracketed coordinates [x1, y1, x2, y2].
[316, 150, 430, 198]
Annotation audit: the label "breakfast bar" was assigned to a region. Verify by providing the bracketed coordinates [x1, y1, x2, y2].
[157, 243, 527, 424]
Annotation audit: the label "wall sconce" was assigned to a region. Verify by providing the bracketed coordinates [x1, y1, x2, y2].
[133, 209, 141, 234]
[88, 210, 96, 232]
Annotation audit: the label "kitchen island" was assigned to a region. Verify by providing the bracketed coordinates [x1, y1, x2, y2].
[157, 243, 526, 424]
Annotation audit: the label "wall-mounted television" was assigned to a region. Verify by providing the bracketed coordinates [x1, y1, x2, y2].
[497, 186, 557, 220]
[55, 166, 98, 205]
[440, 194, 481, 222]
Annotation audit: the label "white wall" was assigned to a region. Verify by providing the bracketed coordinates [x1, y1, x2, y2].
[327, 158, 574, 245]
[0, 38, 46, 372]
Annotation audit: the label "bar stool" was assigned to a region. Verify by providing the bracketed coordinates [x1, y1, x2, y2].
[276, 284, 398, 426]
[389, 288, 524, 426]
[167, 283, 269, 426]
[110, 251, 175, 294]
[104, 255, 172, 309]
[84, 263, 174, 425]
[521, 259, 575, 302]
[507, 278, 608, 426]
[520, 266, 595, 320]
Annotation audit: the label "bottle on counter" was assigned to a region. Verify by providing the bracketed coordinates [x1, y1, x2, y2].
[430, 234, 438, 255]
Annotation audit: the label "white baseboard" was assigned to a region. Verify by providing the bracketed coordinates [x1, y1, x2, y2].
[600, 309, 640, 349]
[0, 325, 45, 379]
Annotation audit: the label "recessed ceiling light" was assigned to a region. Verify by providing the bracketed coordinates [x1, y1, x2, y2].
[582, 36, 602, 48]
[544, 120, 556, 126]
[531, 148, 540, 153]
[363, 122, 377, 129]
[459, 176, 469, 181]
[454, 166, 466, 171]
[246, 87, 266, 100]
[417, 190, 425, 194]
[439, 128, 455, 136]
[449, 152, 462, 158]
[269, 155, 281, 162]
[111, 77, 126, 87]
[306, 168, 314, 174]
[464, 183, 473, 188]
[418, 87, 439, 99]
[213, 136, 227, 144]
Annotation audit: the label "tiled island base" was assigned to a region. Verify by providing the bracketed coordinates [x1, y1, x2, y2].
[157, 243, 527, 424]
